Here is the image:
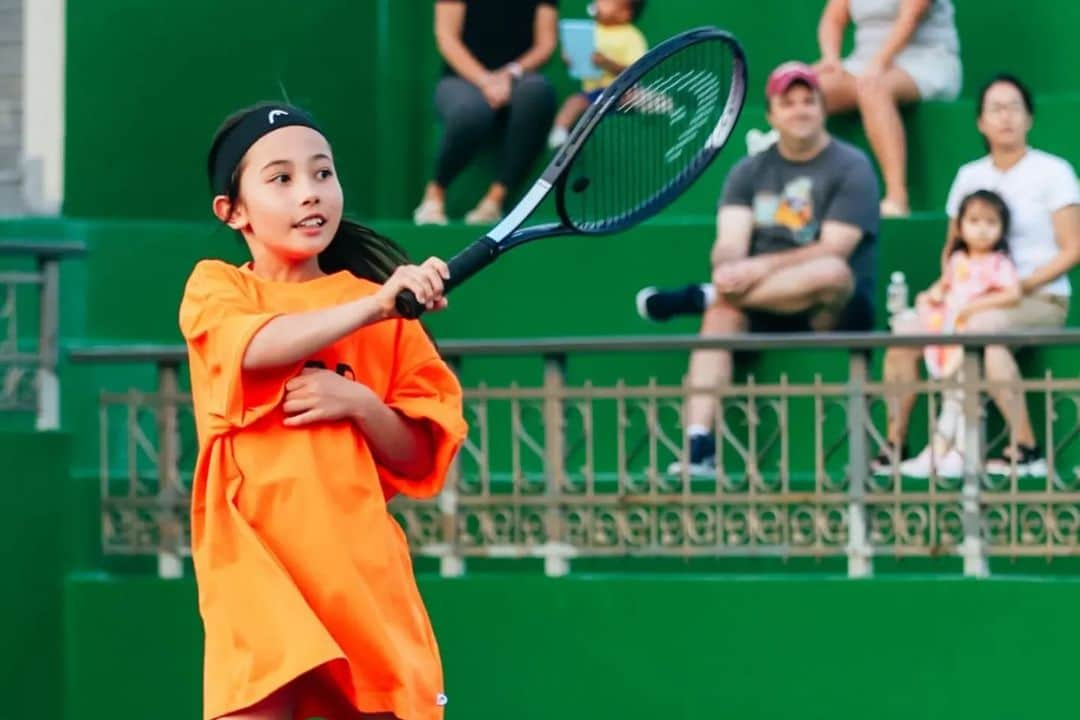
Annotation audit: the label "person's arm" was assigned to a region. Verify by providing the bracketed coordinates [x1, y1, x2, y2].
[710, 206, 754, 267]
[710, 159, 756, 267]
[435, 1, 491, 86]
[1021, 204, 1080, 294]
[940, 216, 959, 272]
[505, 3, 559, 74]
[279, 368, 436, 478]
[593, 54, 629, 76]
[957, 286, 1023, 322]
[351, 387, 435, 479]
[941, 168, 969, 269]
[817, 0, 850, 64]
[917, 256, 952, 307]
[244, 260, 449, 370]
[752, 220, 862, 275]
[924, 276, 948, 303]
[244, 298, 390, 371]
[869, 0, 933, 69]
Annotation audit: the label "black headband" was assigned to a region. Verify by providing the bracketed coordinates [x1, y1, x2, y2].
[209, 105, 321, 195]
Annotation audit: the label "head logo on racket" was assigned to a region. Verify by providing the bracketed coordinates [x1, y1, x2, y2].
[394, 26, 748, 319]
[267, 109, 289, 124]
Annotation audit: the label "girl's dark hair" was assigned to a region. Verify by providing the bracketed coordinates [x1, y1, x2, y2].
[207, 103, 410, 283]
[977, 73, 1034, 117]
[952, 189, 1010, 256]
[629, 0, 647, 21]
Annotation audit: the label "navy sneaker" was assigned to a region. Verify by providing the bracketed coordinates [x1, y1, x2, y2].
[668, 433, 716, 476]
[636, 284, 708, 322]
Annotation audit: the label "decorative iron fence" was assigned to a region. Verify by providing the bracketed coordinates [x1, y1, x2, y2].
[71, 332, 1080, 579]
[0, 240, 85, 428]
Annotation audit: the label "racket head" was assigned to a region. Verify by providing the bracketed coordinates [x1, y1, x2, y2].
[550, 27, 747, 235]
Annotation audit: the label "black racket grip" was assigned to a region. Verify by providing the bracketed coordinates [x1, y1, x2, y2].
[394, 239, 499, 319]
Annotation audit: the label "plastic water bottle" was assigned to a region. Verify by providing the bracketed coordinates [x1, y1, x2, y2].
[886, 271, 909, 321]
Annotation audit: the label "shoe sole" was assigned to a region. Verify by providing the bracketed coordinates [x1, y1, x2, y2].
[666, 461, 716, 477]
[635, 287, 659, 322]
[987, 460, 1048, 478]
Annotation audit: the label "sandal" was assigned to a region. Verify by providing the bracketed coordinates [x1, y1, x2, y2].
[413, 199, 448, 226]
[464, 198, 503, 226]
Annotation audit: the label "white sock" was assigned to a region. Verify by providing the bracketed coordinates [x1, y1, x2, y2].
[548, 126, 569, 149]
[687, 424, 710, 438]
[699, 283, 716, 308]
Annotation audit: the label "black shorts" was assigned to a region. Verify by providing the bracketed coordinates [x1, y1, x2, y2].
[745, 288, 875, 334]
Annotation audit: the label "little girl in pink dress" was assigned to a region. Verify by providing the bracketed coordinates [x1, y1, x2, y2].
[899, 189, 1022, 478]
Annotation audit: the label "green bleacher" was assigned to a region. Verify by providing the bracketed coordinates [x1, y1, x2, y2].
[57, 0, 1080, 220]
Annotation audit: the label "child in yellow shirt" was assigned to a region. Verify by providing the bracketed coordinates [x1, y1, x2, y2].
[548, 0, 647, 148]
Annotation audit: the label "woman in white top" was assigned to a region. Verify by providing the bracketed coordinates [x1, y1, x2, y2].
[879, 74, 1080, 477]
[815, 0, 962, 217]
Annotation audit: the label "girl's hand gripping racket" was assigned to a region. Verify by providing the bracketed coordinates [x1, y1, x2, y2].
[396, 26, 748, 318]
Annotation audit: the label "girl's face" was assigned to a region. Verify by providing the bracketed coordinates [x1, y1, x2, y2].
[959, 199, 1004, 254]
[216, 126, 344, 265]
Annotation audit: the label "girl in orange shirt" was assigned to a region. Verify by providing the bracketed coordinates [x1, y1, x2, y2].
[179, 103, 467, 720]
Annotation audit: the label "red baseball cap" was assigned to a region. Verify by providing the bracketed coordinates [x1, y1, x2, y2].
[765, 61, 821, 98]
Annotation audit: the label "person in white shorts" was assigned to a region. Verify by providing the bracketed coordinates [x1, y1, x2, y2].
[878, 74, 1080, 478]
[814, 0, 962, 217]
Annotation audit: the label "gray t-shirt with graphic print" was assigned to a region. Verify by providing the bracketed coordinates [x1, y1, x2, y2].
[720, 138, 880, 298]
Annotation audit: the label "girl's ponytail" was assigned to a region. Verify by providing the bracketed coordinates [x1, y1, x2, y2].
[318, 219, 411, 282]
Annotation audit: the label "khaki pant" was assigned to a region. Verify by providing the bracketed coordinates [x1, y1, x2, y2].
[996, 293, 1069, 329]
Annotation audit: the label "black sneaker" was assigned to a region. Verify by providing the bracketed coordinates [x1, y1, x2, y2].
[636, 284, 708, 322]
[986, 444, 1048, 477]
[871, 443, 911, 475]
[667, 433, 716, 476]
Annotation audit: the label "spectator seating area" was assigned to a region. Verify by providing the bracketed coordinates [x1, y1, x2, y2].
[2, 0, 1079, 487]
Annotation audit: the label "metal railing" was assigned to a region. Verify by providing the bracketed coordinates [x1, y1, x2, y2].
[0, 241, 85, 429]
[70, 331, 1080, 579]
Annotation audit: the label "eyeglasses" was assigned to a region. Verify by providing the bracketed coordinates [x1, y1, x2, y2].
[984, 102, 1027, 116]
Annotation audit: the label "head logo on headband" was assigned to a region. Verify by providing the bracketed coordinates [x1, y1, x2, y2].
[208, 103, 322, 195]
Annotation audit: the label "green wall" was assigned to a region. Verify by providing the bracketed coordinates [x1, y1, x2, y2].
[64, 572, 1080, 720]
[63, 0, 381, 220]
[1, 433, 74, 720]
[61, 0, 1080, 221]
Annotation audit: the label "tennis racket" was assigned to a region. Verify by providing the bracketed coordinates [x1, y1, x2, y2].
[396, 26, 748, 318]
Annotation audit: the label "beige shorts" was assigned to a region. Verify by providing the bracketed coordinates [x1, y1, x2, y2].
[891, 293, 1069, 335]
[998, 293, 1069, 329]
[844, 45, 962, 101]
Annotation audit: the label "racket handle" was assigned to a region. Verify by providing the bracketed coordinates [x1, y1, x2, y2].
[394, 239, 499, 319]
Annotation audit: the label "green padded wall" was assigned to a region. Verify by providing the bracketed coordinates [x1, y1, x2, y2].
[63, 0, 381, 221]
[1, 433, 73, 720]
[64, 573, 1080, 720]
[60, 0, 1080, 220]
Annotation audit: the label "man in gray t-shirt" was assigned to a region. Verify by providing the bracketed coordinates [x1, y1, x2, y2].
[634, 61, 880, 473]
[721, 129, 880, 323]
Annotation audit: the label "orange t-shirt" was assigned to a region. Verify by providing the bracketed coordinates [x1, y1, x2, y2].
[179, 260, 467, 720]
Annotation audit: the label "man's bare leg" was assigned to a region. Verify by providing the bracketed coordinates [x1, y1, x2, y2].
[685, 300, 748, 433]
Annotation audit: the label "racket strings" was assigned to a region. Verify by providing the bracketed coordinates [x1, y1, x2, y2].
[564, 37, 739, 233]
